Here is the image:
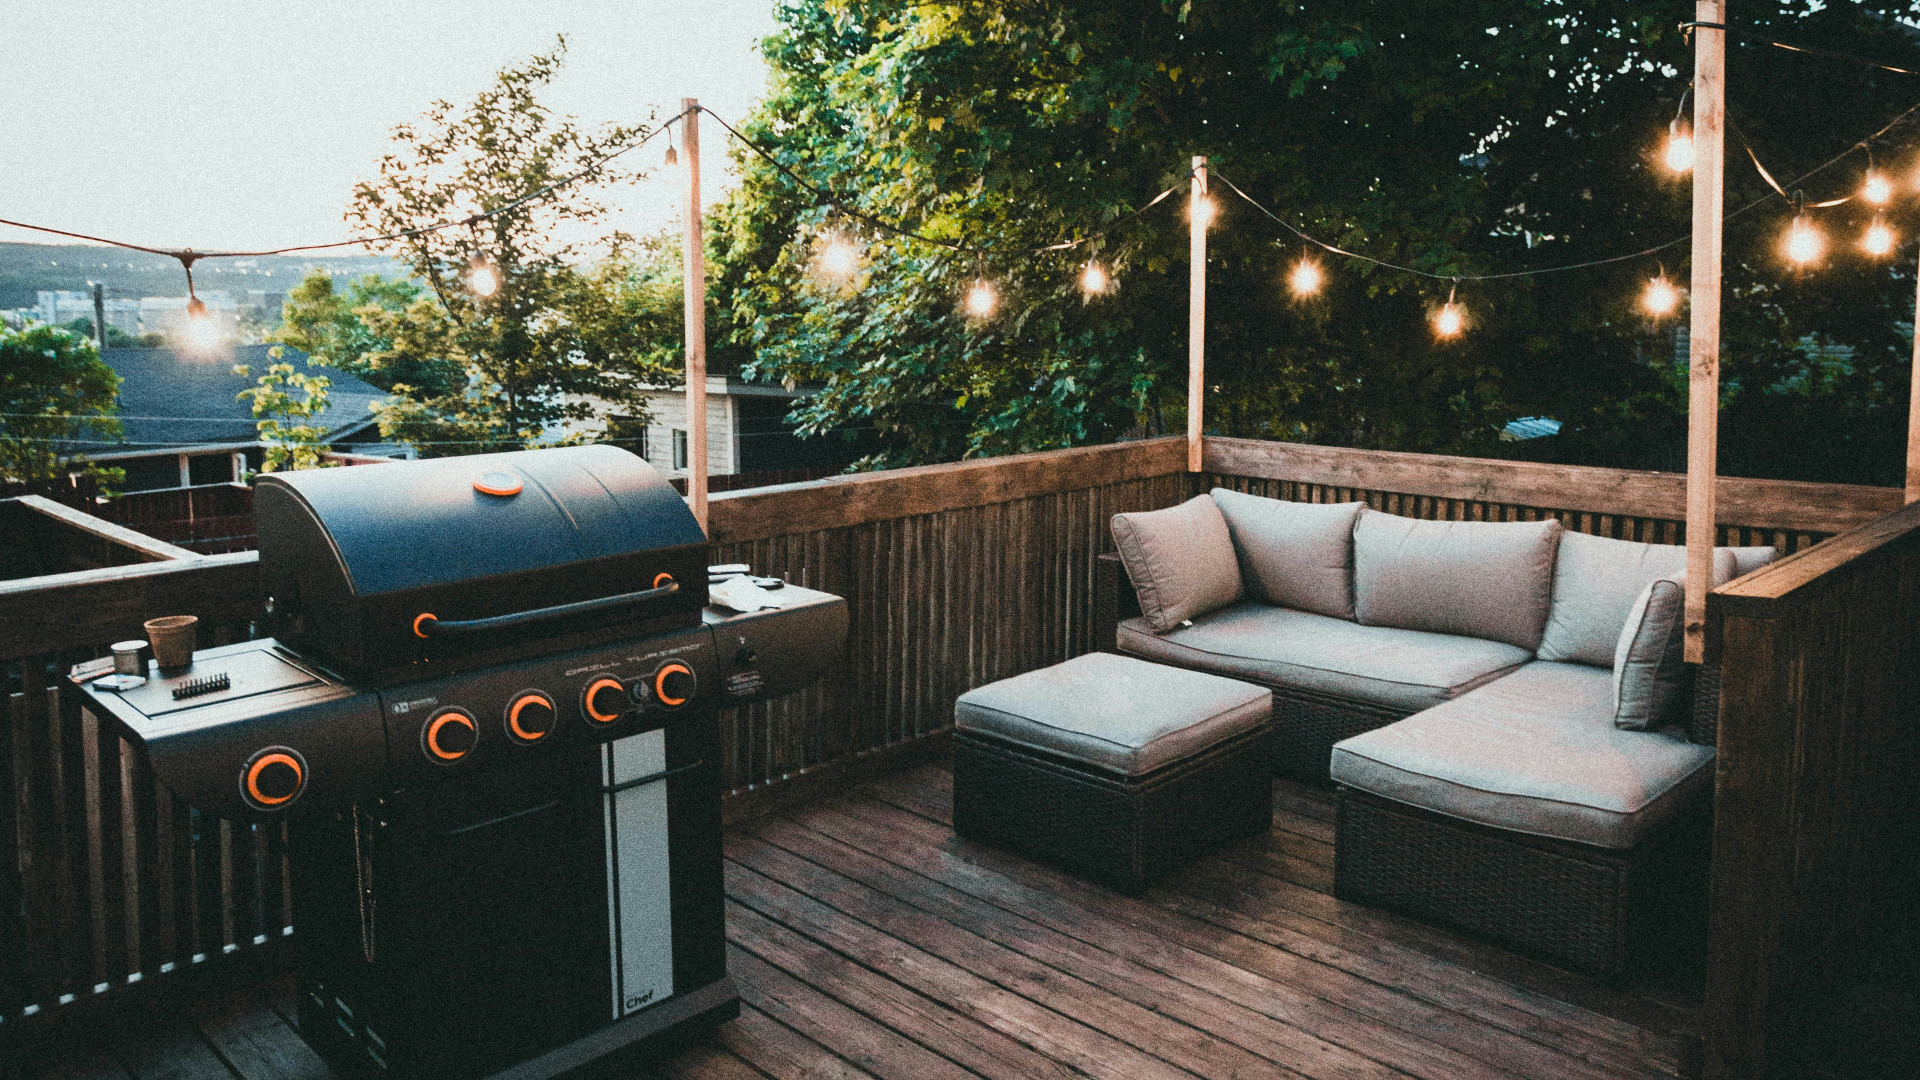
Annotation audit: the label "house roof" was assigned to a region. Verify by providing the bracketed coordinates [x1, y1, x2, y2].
[73, 345, 387, 453]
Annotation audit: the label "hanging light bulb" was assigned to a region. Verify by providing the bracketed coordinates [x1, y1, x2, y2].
[1862, 215, 1897, 258]
[1191, 195, 1217, 228]
[1641, 275, 1681, 318]
[664, 142, 678, 167]
[965, 278, 998, 319]
[817, 232, 862, 279]
[468, 256, 500, 297]
[1783, 214, 1824, 266]
[1664, 118, 1695, 174]
[1863, 170, 1894, 207]
[1079, 260, 1110, 296]
[1432, 283, 1466, 340]
[1287, 258, 1324, 298]
[186, 296, 208, 320]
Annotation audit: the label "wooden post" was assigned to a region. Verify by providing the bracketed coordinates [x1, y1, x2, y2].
[1188, 156, 1208, 473]
[681, 97, 709, 532]
[1907, 262, 1920, 503]
[1684, 3, 1726, 664]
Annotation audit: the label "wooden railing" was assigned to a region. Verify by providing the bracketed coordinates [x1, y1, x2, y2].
[1701, 501, 1920, 1080]
[1, 435, 1908, 1042]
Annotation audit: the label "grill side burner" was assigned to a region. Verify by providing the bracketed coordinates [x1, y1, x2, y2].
[71, 446, 848, 1080]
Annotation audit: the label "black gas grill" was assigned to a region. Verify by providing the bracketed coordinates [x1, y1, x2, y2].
[72, 446, 847, 1080]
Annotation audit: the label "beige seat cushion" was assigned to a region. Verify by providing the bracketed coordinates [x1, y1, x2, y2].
[1352, 510, 1562, 651]
[955, 652, 1271, 777]
[1111, 495, 1243, 632]
[1210, 488, 1364, 619]
[1119, 602, 1530, 715]
[1330, 661, 1715, 849]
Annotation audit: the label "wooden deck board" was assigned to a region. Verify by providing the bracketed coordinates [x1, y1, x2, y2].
[15, 765, 1695, 1080]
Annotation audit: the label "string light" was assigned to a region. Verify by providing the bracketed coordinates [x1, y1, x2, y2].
[1783, 213, 1825, 266]
[468, 256, 500, 297]
[1641, 274, 1682, 318]
[1862, 215, 1896, 257]
[1863, 170, 1894, 206]
[1287, 257, 1324, 298]
[1432, 283, 1465, 340]
[1664, 118, 1695, 174]
[1191, 195, 1217, 228]
[965, 278, 998, 319]
[1079, 260, 1110, 296]
[816, 232, 862, 280]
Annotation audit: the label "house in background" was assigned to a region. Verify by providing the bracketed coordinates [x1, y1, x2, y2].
[68, 345, 401, 491]
[614, 375, 867, 478]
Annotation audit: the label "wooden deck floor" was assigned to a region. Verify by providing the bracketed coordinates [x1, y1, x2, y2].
[12, 766, 1700, 1080]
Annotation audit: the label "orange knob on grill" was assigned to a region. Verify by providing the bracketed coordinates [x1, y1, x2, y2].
[582, 677, 628, 724]
[654, 662, 695, 707]
[424, 709, 478, 762]
[506, 692, 556, 743]
[243, 748, 305, 809]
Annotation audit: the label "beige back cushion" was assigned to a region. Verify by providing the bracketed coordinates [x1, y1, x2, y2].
[1352, 510, 1563, 651]
[1539, 531, 1691, 667]
[1210, 488, 1363, 619]
[1611, 550, 1737, 730]
[1111, 495, 1244, 633]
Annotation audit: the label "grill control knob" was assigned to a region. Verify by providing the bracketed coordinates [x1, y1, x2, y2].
[423, 709, 478, 762]
[583, 677, 628, 724]
[506, 692, 556, 743]
[654, 662, 696, 708]
[242, 747, 306, 810]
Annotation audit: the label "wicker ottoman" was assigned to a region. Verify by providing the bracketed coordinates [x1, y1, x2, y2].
[952, 652, 1274, 894]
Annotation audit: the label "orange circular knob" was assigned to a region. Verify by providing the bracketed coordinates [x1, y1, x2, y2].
[506, 692, 556, 743]
[424, 709, 478, 762]
[653, 572, 674, 588]
[582, 677, 628, 724]
[243, 748, 305, 809]
[654, 662, 695, 707]
[413, 612, 437, 639]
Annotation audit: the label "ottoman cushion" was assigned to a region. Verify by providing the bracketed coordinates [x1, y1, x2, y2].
[955, 651, 1270, 777]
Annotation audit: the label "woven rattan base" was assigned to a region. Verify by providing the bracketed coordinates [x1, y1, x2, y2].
[1273, 685, 1410, 785]
[953, 723, 1274, 895]
[1334, 786, 1710, 979]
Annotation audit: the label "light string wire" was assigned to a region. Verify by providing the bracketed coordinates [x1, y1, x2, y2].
[1683, 20, 1920, 77]
[1211, 91, 1920, 288]
[692, 105, 1180, 257]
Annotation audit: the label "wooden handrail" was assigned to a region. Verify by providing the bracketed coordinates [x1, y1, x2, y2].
[11, 494, 200, 562]
[0, 550, 260, 658]
[1203, 437, 1901, 535]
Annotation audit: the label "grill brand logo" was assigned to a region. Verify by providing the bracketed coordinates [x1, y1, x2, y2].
[624, 989, 655, 1012]
[389, 697, 438, 715]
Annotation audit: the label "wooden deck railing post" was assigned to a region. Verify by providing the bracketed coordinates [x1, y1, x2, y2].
[681, 97, 709, 532]
[1684, 1, 1727, 664]
[1188, 156, 1208, 473]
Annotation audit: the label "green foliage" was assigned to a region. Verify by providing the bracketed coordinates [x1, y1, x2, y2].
[0, 323, 122, 482]
[235, 346, 334, 473]
[717, 1, 1920, 481]
[346, 39, 683, 457]
[271, 271, 443, 393]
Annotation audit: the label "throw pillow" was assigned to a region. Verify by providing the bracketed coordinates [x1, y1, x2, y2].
[1111, 495, 1244, 633]
[1612, 548, 1737, 730]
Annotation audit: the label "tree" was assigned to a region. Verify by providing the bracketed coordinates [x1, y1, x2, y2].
[235, 346, 333, 473]
[0, 323, 122, 482]
[272, 270, 444, 393]
[345, 40, 684, 457]
[715, 2, 1920, 482]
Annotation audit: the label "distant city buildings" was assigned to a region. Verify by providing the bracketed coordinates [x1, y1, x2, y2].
[8, 288, 286, 339]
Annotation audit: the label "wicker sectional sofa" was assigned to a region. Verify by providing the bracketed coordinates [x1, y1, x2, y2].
[1096, 488, 1774, 976]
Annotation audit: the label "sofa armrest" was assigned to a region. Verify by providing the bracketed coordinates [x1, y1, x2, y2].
[1687, 662, 1720, 747]
[1094, 552, 1142, 653]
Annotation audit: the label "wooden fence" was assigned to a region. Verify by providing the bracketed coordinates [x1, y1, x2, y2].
[1, 435, 1908, 1045]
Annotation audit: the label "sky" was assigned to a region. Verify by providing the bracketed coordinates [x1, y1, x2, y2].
[0, 0, 781, 253]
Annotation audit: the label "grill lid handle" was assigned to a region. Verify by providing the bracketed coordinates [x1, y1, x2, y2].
[412, 578, 680, 639]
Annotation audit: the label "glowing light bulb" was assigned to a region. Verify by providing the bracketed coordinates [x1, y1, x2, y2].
[818, 234, 861, 278]
[1864, 171, 1894, 207]
[1191, 196, 1216, 228]
[1862, 217, 1896, 257]
[1432, 302, 1465, 339]
[1641, 276, 1681, 318]
[186, 296, 208, 320]
[1664, 120, 1694, 174]
[664, 144, 678, 167]
[1079, 261, 1110, 296]
[965, 279, 998, 319]
[1287, 258, 1324, 298]
[1783, 214, 1824, 266]
[468, 259, 499, 297]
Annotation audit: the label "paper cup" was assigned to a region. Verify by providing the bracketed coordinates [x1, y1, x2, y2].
[144, 616, 199, 671]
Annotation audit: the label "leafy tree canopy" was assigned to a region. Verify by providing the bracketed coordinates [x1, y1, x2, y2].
[715, 1, 1920, 482]
[0, 323, 121, 483]
[344, 39, 684, 457]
